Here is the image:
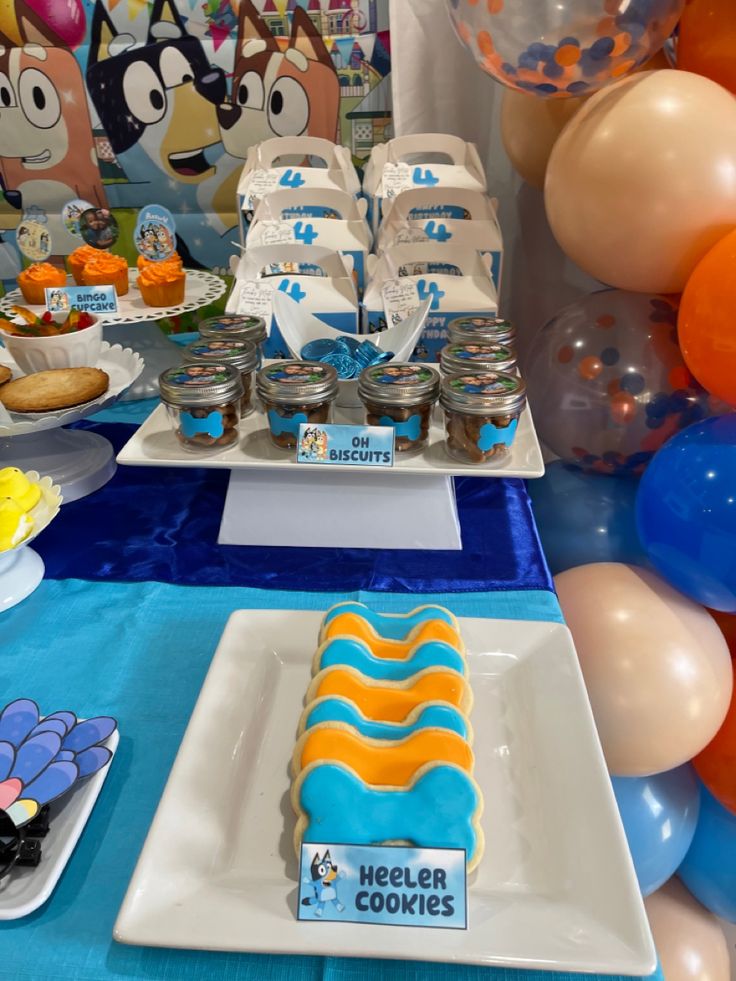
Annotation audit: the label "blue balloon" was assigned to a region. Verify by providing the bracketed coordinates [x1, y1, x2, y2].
[637, 415, 736, 611]
[679, 783, 736, 921]
[527, 462, 647, 574]
[612, 765, 700, 897]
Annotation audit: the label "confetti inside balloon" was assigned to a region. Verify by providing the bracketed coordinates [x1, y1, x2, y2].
[447, 0, 686, 98]
[525, 289, 721, 475]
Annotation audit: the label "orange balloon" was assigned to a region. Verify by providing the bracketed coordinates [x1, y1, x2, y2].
[678, 0, 736, 95]
[679, 228, 736, 406]
[708, 609, 736, 657]
[693, 659, 736, 814]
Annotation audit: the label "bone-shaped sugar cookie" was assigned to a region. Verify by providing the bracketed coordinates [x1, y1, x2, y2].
[306, 665, 473, 722]
[319, 602, 458, 641]
[292, 761, 484, 871]
[312, 636, 467, 680]
[321, 614, 464, 658]
[298, 696, 473, 743]
[292, 723, 474, 784]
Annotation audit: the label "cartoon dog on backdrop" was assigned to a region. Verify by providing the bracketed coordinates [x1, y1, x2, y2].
[86, 0, 241, 269]
[217, 1, 340, 160]
[0, 0, 108, 279]
[301, 850, 345, 918]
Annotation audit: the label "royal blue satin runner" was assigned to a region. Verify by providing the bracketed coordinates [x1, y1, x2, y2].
[36, 423, 553, 594]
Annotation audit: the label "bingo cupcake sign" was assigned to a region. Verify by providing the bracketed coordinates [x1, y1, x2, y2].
[134, 205, 176, 262]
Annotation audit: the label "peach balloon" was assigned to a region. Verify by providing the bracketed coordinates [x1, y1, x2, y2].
[501, 90, 584, 190]
[554, 564, 733, 776]
[644, 879, 730, 981]
[545, 70, 736, 293]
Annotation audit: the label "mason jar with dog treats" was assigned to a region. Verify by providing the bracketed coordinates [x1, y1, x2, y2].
[159, 364, 243, 452]
[358, 362, 440, 453]
[256, 361, 338, 450]
[198, 314, 268, 363]
[439, 341, 517, 376]
[440, 370, 526, 465]
[182, 338, 258, 416]
[447, 316, 517, 352]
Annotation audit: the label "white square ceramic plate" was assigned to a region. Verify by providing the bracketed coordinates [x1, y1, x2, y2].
[114, 612, 655, 973]
[116, 402, 545, 479]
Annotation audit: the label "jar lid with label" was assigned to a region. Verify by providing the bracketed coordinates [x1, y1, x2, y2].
[447, 316, 516, 348]
[159, 363, 244, 407]
[440, 342, 517, 375]
[440, 370, 526, 416]
[183, 338, 258, 374]
[256, 360, 338, 405]
[199, 314, 267, 345]
[358, 362, 440, 407]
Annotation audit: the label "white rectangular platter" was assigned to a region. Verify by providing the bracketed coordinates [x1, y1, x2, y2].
[114, 611, 655, 974]
[117, 403, 545, 479]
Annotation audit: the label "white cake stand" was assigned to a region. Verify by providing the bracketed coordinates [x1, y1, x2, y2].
[0, 343, 144, 502]
[1, 268, 227, 400]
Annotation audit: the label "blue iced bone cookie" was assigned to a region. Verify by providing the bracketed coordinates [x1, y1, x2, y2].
[268, 410, 307, 437]
[313, 636, 467, 680]
[299, 696, 472, 743]
[319, 602, 457, 642]
[292, 761, 484, 871]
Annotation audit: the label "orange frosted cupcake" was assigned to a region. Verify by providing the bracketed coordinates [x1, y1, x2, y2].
[137, 261, 186, 307]
[81, 253, 129, 296]
[69, 245, 105, 285]
[136, 251, 183, 272]
[17, 262, 67, 305]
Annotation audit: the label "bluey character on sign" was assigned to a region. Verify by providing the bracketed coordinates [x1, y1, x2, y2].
[301, 849, 345, 917]
[86, 0, 239, 267]
[217, 0, 339, 160]
[0, 0, 109, 270]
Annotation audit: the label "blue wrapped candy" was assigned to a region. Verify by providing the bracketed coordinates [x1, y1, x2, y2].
[300, 338, 394, 380]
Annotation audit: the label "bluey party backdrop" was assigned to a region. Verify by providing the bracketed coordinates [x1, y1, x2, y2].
[0, 0, 391, 316]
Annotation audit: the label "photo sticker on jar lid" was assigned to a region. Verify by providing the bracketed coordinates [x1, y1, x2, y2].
[256, 360, 339, 405]
[358, 362, 440, 407]
[183, 339, 258, 373]
[440, 342, 517, 375]
[159, 363, 244, 407]
[447, 316, 516, 347]
[440, 370, 526, 415]
[198, 314, 268, 345]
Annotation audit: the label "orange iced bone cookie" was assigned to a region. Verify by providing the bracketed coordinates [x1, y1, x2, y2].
[321, 614, 465, 659]
[305, 665, 473, 722]
[292, 723, 474, 785]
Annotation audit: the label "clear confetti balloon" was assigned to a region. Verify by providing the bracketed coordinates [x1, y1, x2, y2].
[447, 0, 685, 98]
[525, 290, 721, 475]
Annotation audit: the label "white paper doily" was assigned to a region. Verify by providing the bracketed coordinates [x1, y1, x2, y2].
[0, 269, 227, 326]
[0, 342, 144, 436]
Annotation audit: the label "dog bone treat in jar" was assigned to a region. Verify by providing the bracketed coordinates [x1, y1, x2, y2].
[159, 363, 243, 451]
[182, 339, 258, 416]
[440, 341, 517, 375]
[358, 362, 440, 452]
[256, 361, 338, 450]
[440, 370, 526, 465]
[198, 314, 268, 362]
[447, 316, 516, 351]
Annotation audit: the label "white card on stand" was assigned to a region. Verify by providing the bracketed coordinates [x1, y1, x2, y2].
[218, 470, 462, 550]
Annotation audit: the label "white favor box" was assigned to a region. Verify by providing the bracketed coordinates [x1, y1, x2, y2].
[363, 243, 498, 362]
[362, 133, 487, 234]
[226, 244, 359, 359]
[377, 187, 503, 290]
[237, 137, 361, 240]
[247, 188, 372, 291]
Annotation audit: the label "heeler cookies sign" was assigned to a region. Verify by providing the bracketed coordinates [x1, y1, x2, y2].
[297, 844, 467, 929]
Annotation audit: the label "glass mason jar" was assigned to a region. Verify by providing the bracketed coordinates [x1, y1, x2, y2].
[440, 370, 526, 465]
[439, 341, 517, 375]
[358, 362, 440, 452]
[182, 338, 258, 416]
[159, 363, 244, 452]
[256, 360, 338, 450]
[447, 316, 517, 351]
[198, 314, 268, 363]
